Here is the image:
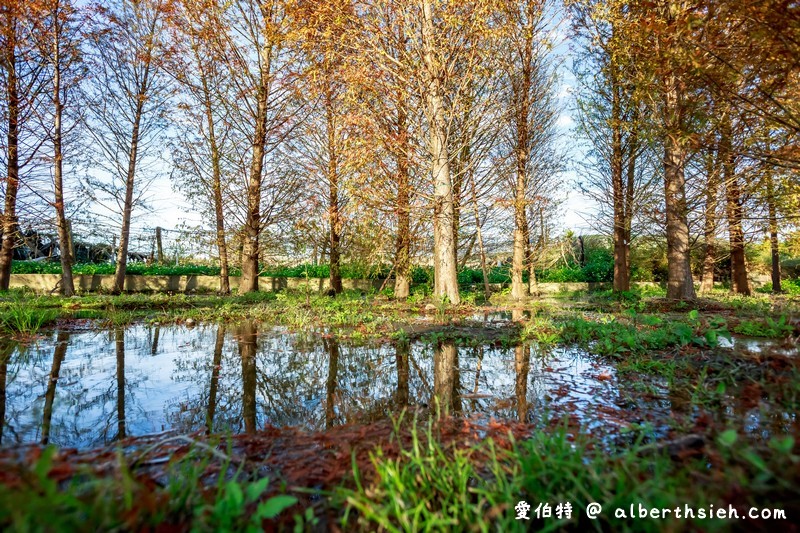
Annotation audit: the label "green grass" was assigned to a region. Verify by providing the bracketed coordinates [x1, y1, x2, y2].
[0, 299, 59, 334]
[733, 316, 794, 338]
[0, 281, 794, 347]
[0, 443, 299, 532]
[557, 310, 731, 358]
[337, 417, 799, 532]
[0, 289, 408, 338]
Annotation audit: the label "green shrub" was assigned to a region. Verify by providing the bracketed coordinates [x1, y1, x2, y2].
[410, 266, 433, 284]
[756, 278, 800, 295]
[10, 261, 62, 274]
[782, 259, 800, 278]
[582, 248, 614, 282]
[537, 265, 585, 283]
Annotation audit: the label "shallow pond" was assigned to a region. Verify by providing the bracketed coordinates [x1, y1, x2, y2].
[0, 322, 635, 449]
[0, 321, 794, 450]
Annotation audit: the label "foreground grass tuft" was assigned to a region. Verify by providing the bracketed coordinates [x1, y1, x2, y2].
[0, 299, 59, 334]
[337, 419, 799, 532]
[0, 444, 298, 532]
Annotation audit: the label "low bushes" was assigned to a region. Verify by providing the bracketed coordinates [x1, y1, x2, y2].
[11, 261, 231, 277]
[9, 249, 682, 286]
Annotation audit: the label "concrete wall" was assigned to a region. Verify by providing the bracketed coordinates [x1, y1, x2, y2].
[9, 274, 383, 294]
[8, 274, 761, 295]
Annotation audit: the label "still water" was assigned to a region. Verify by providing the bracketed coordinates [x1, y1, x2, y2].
[2, 321, 791, 450]
[0, 322, 625, 449]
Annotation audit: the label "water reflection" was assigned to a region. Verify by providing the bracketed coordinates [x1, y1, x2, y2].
[433, 341, 458, 413]
[324, 337, 339, 429]
[718, 335, 798, 356]
[0, 342, 11, 445]
[0, 326, 634, 448]
[116, 329, 125, 440]
[150, 325, 161, 356]
[42, 332, 69, 444]
[395, 341, 409, 408]
[515, 345, 530, 422]
[238, 322, 257, 434]
[206, 324, 225, 433]
[1, 324, 789, 450]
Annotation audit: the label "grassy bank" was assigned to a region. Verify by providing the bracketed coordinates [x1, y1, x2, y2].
[1, 412, 797, 532]
[0, 285, 796, 340]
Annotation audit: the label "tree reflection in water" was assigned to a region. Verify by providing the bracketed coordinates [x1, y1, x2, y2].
[0, 341, 12, 445]
[150, 325, 161, 356]
[324, 337, 339, 428]
[0, 323, 657, 449]
[515, 344, 531, 423]
[395, 340, 409, 408]
[206, 324, 225, 434]
[42, 331, 69, 445]
[116, 328, 125, 440]
[433, 341, 460, 414]
[237, 321, 258, 434]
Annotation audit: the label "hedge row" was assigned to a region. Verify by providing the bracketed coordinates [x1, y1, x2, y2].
[10, 255, 619, 284]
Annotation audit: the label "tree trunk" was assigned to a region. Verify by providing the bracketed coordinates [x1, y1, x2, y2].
[395, 341, 409, 407]
[394, 141, 411, 299]
[51, 14, 74, 297]
[623, 110, 637, 290]
[514, 344, 530, 423]
[112, 27, 159, 294]
[700, 150, 719, 293]
[326, 90, 342, 295]
[721, 117, 750, 295]
[421, 0, 459, 305]
[511, 157, 528, 300]
[0, 345, 7, 445]
[510, 4, 535, 299]
[469, 172, 490, 300]
[113, 86, 147, 293]
[765, 169, 781, 293]
[458, 233, 476, 270]
[433, 341, 457, 414]
[611, 81, 629, 292]
[150, 324, 160, 355]
[451, 160, 462, 266]
[239, 44, 272, 294]
[0, 33, 20, 291]
[66, 221, 75, 264]
[525, 209, 538, 296]
[155, 227, 163, 263]
[663, 75, 695, 300]
[197, 53, 229, 295]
